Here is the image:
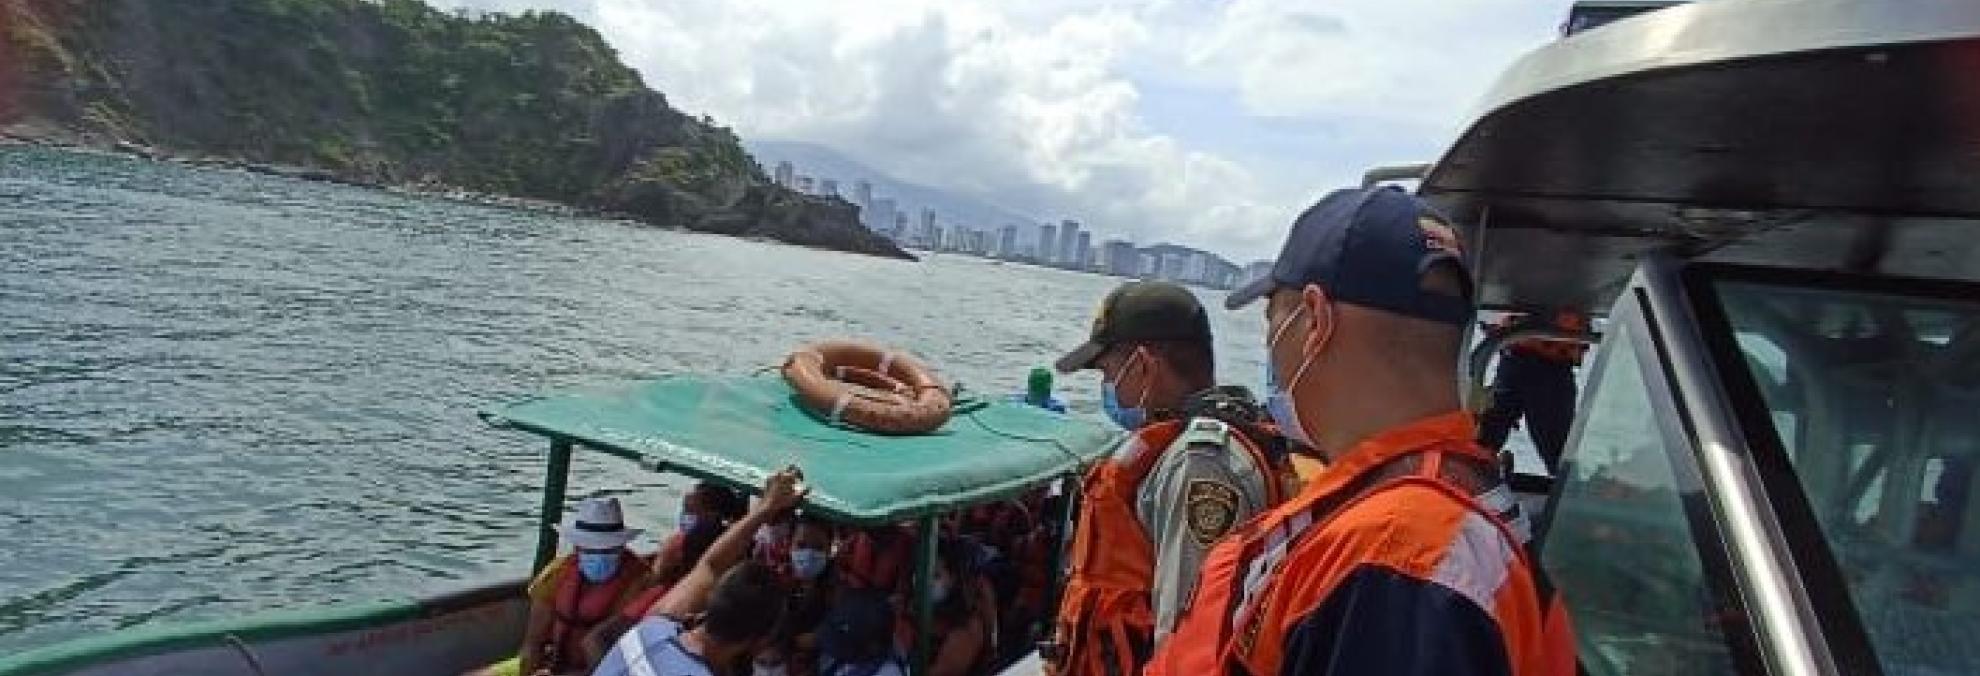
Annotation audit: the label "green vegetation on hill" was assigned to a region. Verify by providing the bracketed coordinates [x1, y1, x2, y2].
[0, 0, 906, 258]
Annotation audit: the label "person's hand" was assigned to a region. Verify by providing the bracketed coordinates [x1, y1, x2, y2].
[758, 465, 808, 514]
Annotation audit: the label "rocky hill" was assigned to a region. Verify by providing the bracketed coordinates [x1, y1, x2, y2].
[0, 0, 909, 259]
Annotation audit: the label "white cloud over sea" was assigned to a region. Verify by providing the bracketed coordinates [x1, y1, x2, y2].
[445, 0, 1562, 261]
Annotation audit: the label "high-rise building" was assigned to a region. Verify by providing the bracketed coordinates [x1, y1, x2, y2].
[1241, 261, 1274, 286]
[893, 212, 910, 240]
[1038, 224, 1059, 263]
[1057, 220, 1080, 268]
[820, 179, 839, 197]
[853, 181, 872, 208]
[1184, 252, 1212, 284]
[920, 209, 938, 247]
[774, 161, 794, 188]
[998, 225, 1019, 259]
[1074, 231, 1093, 269]
[796, 176, 814, 194]
[869, 198, 897, 232]
[1100, 240, 1138, 276]
[1161, 253, 1187, 281]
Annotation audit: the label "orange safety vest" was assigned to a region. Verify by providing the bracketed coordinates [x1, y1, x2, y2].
[1503, 310, 1589, 364]
[546, 550, 646, 671]
[1051, 418, 1283, 676]
[1146, 412, 1576, 676]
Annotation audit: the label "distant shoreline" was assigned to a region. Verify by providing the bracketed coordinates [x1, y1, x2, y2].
[1, 122, 622, 221]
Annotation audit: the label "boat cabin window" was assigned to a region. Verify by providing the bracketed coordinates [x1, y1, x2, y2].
[1711, 277, 1980, 674]
[1541, 319, 1744, 675]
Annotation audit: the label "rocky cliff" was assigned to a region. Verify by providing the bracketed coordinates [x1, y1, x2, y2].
[0, 0, 909, 259]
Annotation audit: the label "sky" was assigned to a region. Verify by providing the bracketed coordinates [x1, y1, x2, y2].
[444, 0, 1567, 262]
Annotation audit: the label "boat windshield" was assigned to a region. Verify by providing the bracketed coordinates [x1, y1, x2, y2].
[1710, 274, 1980, 674]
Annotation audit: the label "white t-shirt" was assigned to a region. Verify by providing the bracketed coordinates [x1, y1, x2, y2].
[592, 617, 716, 676]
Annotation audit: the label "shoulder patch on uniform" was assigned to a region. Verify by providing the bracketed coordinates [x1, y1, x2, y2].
[1185, 480, 1242, 546]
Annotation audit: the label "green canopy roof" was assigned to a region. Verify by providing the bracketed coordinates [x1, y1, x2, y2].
[480, 375, 1117, 524]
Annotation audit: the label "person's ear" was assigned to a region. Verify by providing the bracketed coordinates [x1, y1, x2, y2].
[1300, 284, 1334, 352]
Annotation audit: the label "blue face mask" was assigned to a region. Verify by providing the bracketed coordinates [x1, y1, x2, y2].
[931, 577, 953, 604]
[1263, 360, 1314, 448]
[1265, 304, 1318, 448]
[578, 550, 620, 583]
[791, 547, 829, 580]
[1100, 349, 1149, 430]
[1100, 382, 1147, 430]
[677, 512, 701, 535]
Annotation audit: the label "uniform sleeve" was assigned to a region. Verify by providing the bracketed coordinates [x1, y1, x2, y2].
[1277, 565, 1512, 676]
[1139, 443, 1268, 641]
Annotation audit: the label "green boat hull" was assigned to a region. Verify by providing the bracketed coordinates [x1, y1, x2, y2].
[0, 581, 527, 676]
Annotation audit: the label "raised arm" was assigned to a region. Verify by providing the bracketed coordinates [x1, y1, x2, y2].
[652, 466, 807, 618]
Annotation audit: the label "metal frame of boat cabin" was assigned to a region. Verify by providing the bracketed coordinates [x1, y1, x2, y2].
[1411, 0, 1980, 673]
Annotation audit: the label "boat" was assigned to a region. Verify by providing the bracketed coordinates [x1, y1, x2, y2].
[11, 0, 1980, 674]
[0, 374, 1114, 675]
[1410, 0, 1980, 673]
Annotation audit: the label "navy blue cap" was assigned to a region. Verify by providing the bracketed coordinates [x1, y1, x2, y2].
[1226, 187, 1473, 326]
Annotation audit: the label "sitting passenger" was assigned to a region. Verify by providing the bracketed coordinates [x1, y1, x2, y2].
[817, 589, 907, 676]
[837, 524, 913, 594]
[659, 481, 748, 564]
[773, 514, 839, 676]
[516, 497, 650, 676]
[899, 537, 996, 676]
[594, 467, 804, 676]
[754, 513, 797, 581]
[581, 521, 721, 660]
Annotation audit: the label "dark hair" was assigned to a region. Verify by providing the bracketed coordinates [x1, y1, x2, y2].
[656, 524, 722, 587]
[703, 561, 787, 644]
[934, 537, 978, 622]
[794, 512, 832, 532]
[693, 482, 748, 521]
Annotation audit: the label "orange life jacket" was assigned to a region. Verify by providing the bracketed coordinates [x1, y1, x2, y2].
[839, 526, 913, 594]
[1502, 310, 1590, 364]
[1146, 412, 1575, 676]
[546, 550, 645, 671]
[1050, 418, 1283, 676]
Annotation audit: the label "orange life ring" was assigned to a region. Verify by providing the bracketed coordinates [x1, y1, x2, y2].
[782, 340, 952, 434]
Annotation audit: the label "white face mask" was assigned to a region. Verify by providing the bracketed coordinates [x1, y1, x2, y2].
[1264, 298, 1333, 449]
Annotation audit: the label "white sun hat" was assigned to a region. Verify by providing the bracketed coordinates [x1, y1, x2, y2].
[557, 497, 643, 550]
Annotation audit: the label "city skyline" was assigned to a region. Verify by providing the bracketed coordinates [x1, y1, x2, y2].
[770, 157, 1266, 289]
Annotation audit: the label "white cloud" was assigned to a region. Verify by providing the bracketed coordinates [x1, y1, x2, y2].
[443, 0, 1559, 261]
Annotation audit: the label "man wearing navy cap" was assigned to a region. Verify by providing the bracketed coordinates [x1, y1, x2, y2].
[1147, 187, 1575, 676]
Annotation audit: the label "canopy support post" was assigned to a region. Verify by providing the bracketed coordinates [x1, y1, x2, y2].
[911, 515, 938, 675]
[1042, 476, 1080, 633]
[532, 439, 574, 574]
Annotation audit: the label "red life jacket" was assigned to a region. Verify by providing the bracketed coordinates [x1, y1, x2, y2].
[839, 526, 913, 593]
[1050, 418, 1283, 676]
[546, 550, 644, 671]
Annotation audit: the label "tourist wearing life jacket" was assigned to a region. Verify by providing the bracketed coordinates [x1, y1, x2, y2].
[594, 467, 805, 676]
[1147, 186, 1575, 676]
[580, 520, 722, 663]
[515, 497, 650, 676]
[757, 513, 839, 676]
[1045, 281, 1285, 676]
[893, 536, 997, 676]
[1478, 309, 1589, 472]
